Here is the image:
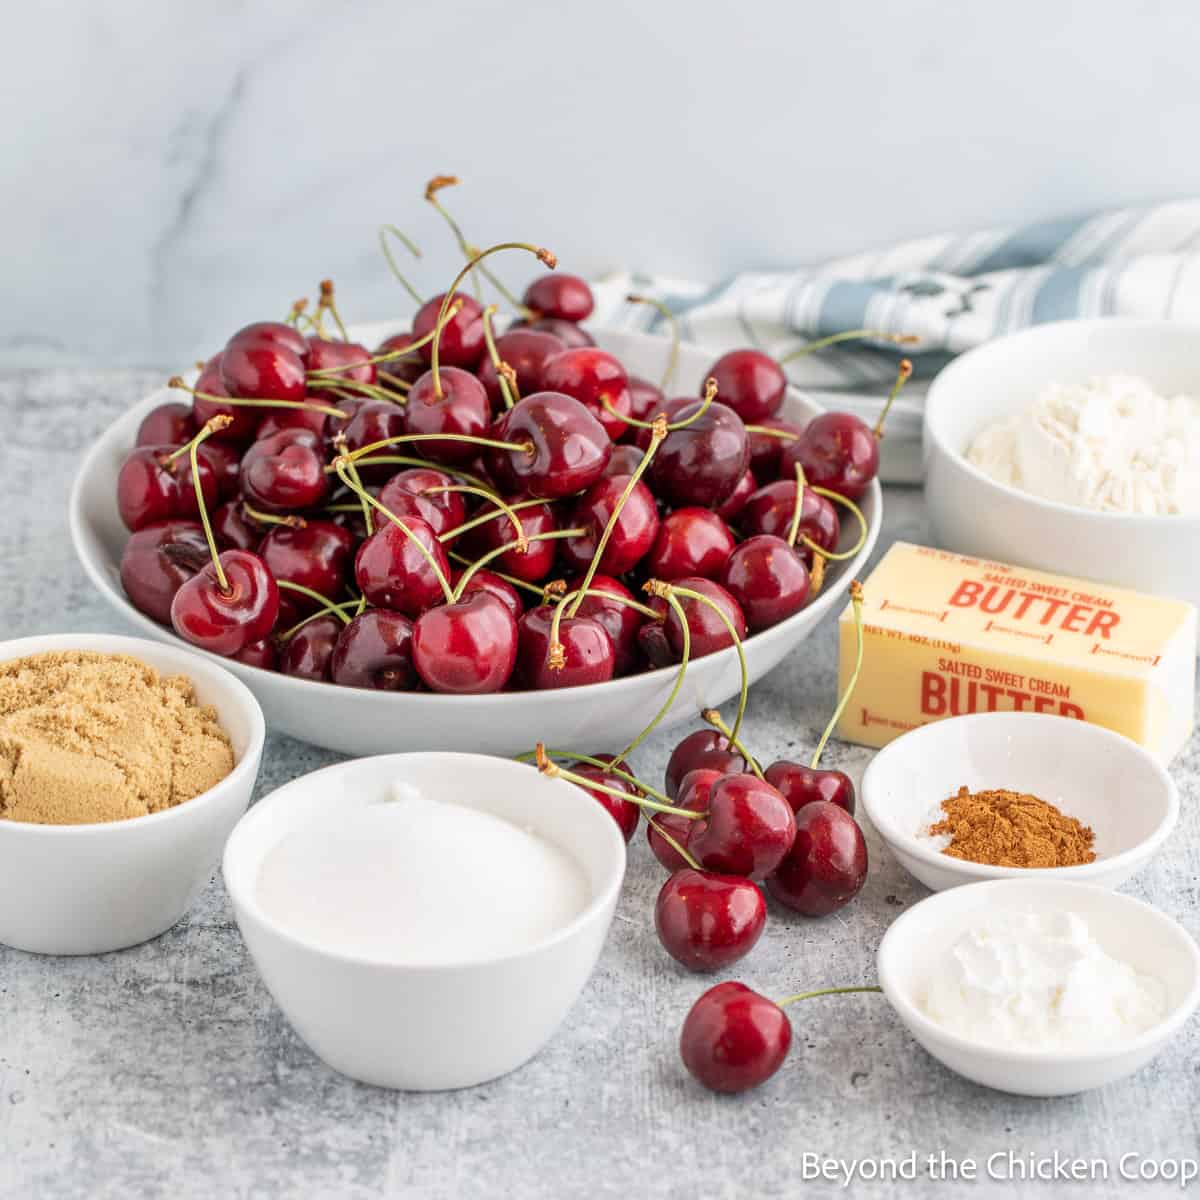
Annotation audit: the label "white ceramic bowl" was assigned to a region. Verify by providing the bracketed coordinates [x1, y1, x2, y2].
[69, 326, 880, 757]
[878, 878, 1200, 1096]
[924, 318, 1200, 610]
[861, 712, 1177, 892]
[0, 633, 264, 955]
[223, 752, 625, 1090]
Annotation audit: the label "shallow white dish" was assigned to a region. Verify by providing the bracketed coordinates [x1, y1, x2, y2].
[861, 712, 1177, 892]
[0, 633, 264, 955]
[878, 878, 1200, 1096]
[223, 752, 625, 1090]
[924, 318, 1200, 611]
[69, 326, 880, 756]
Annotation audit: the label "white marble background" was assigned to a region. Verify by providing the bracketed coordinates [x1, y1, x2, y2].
[8, 0, 1200, 368]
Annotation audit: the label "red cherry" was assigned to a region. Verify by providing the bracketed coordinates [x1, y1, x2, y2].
[280, 614, 342, 681]
[413, 291, 485, 368]
[650, 401, 749, 508]
[766, 801, 868, 916]
[370, 484, 445, 537]
[354, 517, 450, 617]
[665, 730, 746, 798]
[782, 413, 877, 501]
[170, 549, 280, 655]
[560, 475, 659, 577]
[486, 392, 611, 499]
[225, 321, 309, 361]
[655, 870, 766, 971]
[378, 467, 466, 535]
[687, 774, 796, 880]
[523, 273, 594, 322]
[232, 638, 278, 671]
[404, 367, 491, 464]
[336, 401, 407, 483]
[476, 329, 564, 410]
[211, 501, 260, 551]
[514, 605, 614, 689]
[604, 444, 646, 477]
[119, 520, 209, 624]
[116, 445, 218, 532]
[567, 761, 640, 841]
[329, 609, 417, 690]
[636, 619, 675, 670]
[220, 339, 306, 404]
[450, 567, 523, 620]
[192, 355, 259, 443]
[540, 348, 632, 440]
[764, 761, 856, 816]
[305, 338, 376, 402]
[739, 480, 839, 559]
[647, 508, 736, 582]
[375, 332, 428, 388]
[561, 574, 641, 675]
[239, 428, 328, 512]
[658, 577, 747, 660]
[471, 498, 559, 582]
[720, 534, 811, 630]
[412, 592, 518, 693]
[707, 349, 787, 423]
[714, 468, 758, 523]
[137, 403, 194, 447]
[511, 316, 594, 347]
[648, 768, 717, 870]
[627, 376, 664, 424]
[258, 521, 354, 615]
[748, 417, 803, 479]
[680, 982, 791, 1094]
[197, 439, 241, 500]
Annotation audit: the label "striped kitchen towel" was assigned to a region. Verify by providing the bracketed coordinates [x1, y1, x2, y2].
[592, 198, 1200, 415]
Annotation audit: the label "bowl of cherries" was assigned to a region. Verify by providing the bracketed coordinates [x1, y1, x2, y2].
[70, 203, 893, 757]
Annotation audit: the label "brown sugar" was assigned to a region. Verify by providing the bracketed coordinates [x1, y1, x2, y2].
[929, 785, 1096, 869]
[0, 651, 234, 825]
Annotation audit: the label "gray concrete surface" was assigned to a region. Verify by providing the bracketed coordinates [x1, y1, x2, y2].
[1, 369, 1198, 1199]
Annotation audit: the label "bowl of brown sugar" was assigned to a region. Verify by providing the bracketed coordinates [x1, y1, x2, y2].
[0, 633, 265, 954]
[861, 712, 1178, 892]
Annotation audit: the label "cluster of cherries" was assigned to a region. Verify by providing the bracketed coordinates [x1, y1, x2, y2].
[113, 180, 910, 694]
[534, 579, 875, 1095]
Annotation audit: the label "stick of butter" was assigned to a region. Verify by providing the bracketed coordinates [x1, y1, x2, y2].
[837, 542, 1196, 762]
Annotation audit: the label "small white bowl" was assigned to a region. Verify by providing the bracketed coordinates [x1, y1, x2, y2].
[0, 633, 265, 955]
[222, 752, 626, 1091]
[69, 326, 880, 757]
[861, 712, 1177, 892]
[924, 318, 1200, 611]
[878, 878, 1200, 1096]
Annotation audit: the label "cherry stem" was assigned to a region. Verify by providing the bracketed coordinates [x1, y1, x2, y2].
[566, 415, 668, 619]
[547, 582, 665, 675]
[802, 486, 869, 563]
[306, 312, 452, 377]
[451, 529, 583, 602]
[778, 329, 919, 365]
[611, 591, 691, 760]
[345, 456, 490, 490]
[700, 708, 765, 781]
[516, 747, 673, 805]
[313, 377, 409, 406]
[278, 597, 356, 640]
[613, 377, 718, 432]
[431, 241, 557, 398]
[332, 434, 374, 537]
[648, 580, 749, 744]
[481, 305, 516, 409]
[534, 746, 704, 820]
[317, 280, 349, 342]
[276, 578, 352, 618]
[437, 496, 546, 543]
[378, 225, 425, 306]
[425, 484, 527, 554]
[626, 293, 680, 392]
[285, 297, 309, 328]
[447, 548, 545, 598]
[186, 417, 231, 594]
[774, 985, 882, 1008]
[646, 816, 703, 871]
[810, 580, 863, 770]
[786, 462, 807, 549]
[743, 423, 800, 442]
[424, 176, 531, 314]
[243, 502, 306, 529]
[168, 378, 347, 421]
[333, 458, 455, 605]
[873, 358, 913, 440]
[330, 431, 534, 470]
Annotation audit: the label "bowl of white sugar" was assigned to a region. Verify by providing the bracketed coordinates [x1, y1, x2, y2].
[878, 878, 1200, 1096]
[924, 318, 1200, 613]
[222, 753, 626, 1090]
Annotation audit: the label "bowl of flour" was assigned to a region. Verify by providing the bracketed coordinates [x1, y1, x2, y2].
[924, 319, 1200, 612]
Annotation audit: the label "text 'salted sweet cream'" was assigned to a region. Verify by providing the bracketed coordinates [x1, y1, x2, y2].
[836, 542, 1197, 762]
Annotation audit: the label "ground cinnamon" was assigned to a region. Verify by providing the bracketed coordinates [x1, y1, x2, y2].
[929, 786, 1095, 868]
[0, 651, 233, 825]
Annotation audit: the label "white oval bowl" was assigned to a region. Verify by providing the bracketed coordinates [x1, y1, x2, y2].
[0, 633, 265, 955]
[861, 712, 1177, 892]
[222, 752, 626, 1090]
[924, 318, 1200, 611]
[878, 878, 1200, 1096]
[68, 327, 880, 756]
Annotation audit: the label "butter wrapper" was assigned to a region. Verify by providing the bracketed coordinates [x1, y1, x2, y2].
[837, 542, 1196, 763]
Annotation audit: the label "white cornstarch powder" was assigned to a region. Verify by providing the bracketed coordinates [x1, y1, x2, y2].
[921, 910, 1165, 1051]
[255, 783, 590, 963]
[967, 374, 1200, 515]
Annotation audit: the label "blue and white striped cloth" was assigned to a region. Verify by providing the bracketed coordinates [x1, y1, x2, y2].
[592, 200, 1200, 464]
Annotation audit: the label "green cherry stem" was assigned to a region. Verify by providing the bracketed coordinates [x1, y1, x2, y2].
[424, 484, 527, 554]
[331, 435, 374, 537]
[276, 578, 352, 615]
[431, 241, 557, 398]
[277, 597, 357, 641]
[329, 431, 534, 471]
[547, 584, 663, 671]
[168, 377, 347, 421]
[774, 985, 882, 1008]
[626, 293, 680, 392]
[242, 503, 306, 530]
[377, 224, 425, 306]
[874, 358, 914, 439]
[344, 457, 490, 490]
[777, 329, 919, 365]
[786, 462, 807, 549]
[481, 305, 516, 409]
[437, 496, 547, 543]
[646, 816, 704, 870]
[515, 747, 674, 805]
[610, 376, 719, 433]
[743, 423, 800, 442]
[810, 580, 863, 770]
[317, 280, 350, 342]
[803, 485, 869, 562]
[534, 744, 704, 821]
[186, 416, 233, 594]
[450, 529, 583, 602]
[447, 549, 546, 598]
[700, 708, 765, 780]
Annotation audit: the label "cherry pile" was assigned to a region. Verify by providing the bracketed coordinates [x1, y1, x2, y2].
[114, 178, 910, 694]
